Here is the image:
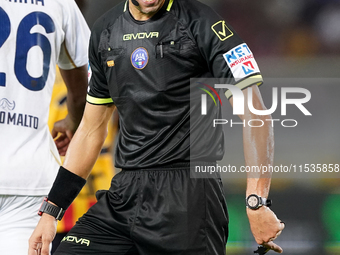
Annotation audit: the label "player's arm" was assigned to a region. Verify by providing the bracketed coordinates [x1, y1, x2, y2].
[52, 0, 90, 155]
[229, 84, 284, 253]
[52, 65, 88, 156]
[28, 102, 115, 255]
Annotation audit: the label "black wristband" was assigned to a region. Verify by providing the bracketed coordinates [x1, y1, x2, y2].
[48, 166, 86, 210]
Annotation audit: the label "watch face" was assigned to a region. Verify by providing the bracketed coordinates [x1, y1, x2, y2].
[248, 195, 259, 208]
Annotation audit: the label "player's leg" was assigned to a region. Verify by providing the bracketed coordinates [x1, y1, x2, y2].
[131, 167, 228, 255]
[0, 195, 45, 255]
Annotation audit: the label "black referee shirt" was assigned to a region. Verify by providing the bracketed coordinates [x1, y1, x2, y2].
[87, 0, 263, 169]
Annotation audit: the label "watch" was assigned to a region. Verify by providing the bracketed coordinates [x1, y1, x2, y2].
[38, 197, 65, 221]
[246, 194, 272, 210]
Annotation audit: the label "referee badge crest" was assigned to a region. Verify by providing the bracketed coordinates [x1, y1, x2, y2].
[131, 47, 149, 69]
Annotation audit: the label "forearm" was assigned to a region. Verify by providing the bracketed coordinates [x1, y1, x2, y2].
[60, 65, 88, 129]
[62, 123, 107, 179]
[235, 85, 274, 198]
[244, 115, 274, 198]
[62, 103, 115, 179]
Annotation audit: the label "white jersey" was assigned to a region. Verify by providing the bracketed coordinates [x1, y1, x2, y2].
[0, 0, 90, 195]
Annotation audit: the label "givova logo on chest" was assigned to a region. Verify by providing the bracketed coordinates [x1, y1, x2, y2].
[123, 32, 159, 41]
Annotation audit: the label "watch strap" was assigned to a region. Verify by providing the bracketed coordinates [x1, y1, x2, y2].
[260, 197, 267, 206]
[38, 197, 65, 221]
[260, 197, 272, 207]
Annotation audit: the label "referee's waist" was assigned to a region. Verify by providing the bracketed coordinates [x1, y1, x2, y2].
[121, 161, 216, 171]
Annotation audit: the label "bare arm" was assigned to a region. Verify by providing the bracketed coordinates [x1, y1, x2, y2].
[63, 102, 116, 178]
[235, 85, 274, 197]
[52, 65, 88, 155]
[28, 102, 115, 255]
[229, 85, 284, 253]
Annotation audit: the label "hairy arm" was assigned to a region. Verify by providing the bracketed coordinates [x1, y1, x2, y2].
[229, 84, 284, 253]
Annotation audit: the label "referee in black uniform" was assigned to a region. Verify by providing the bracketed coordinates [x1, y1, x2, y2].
[29, 0, 284, 254]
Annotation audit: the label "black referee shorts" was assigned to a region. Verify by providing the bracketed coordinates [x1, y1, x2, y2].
[54, 164, 229, 255]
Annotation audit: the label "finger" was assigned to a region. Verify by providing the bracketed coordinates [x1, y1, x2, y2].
[279, 220, 285, 231]
[51, 128, 58, 139]
[51, 125, 64, 138]
[41, 238, 51, 255]
[55, 136, 70, 149]
[56, 141, 70, 153]
[66, 129, 74, 140]
[275, 230, 282, 238]
[37, 243, 42, 255]
[28, 245, 36, 255]
[263, 241, 283, 253]
[58, 145, 69, 156]
[28, 241, 41, 255]
[54, 132, 66, 142]
[265, 229, 282, 243]
[57, 145, 67, 154]
[51, 122, 65, 138]
[56, 140, 70, 150]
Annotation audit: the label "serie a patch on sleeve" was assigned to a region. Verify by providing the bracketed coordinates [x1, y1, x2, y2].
[223, 43, 261, 82]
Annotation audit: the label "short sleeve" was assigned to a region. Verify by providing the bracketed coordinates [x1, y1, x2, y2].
[58, 0, 90, 70]
[86, 20, 113, 105]
[193, 6, 263, 99]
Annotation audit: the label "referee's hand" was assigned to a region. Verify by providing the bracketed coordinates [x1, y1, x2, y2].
[28, 214, 57, 255]
[247, 206, 285, 253]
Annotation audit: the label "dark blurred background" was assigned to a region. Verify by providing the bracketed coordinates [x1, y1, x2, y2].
[76, 1, 340, 254]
